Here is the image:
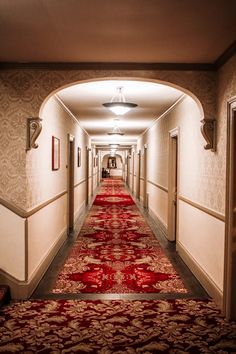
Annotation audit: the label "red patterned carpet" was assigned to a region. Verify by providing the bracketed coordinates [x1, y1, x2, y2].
[0, 299, 236, 353]
[52, 179, 187, 294]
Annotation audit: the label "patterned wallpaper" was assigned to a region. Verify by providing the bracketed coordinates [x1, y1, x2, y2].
[0, 67, 221, 211]
[141, 95, 225, 214]
[138, 54, 236, 215]
[25, 96, 90, 209]
[216, 55, 236, 214]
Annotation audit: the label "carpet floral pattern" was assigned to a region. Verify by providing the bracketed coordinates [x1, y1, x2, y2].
[52, 179, 187, 294]
[1, 299, 236, 353]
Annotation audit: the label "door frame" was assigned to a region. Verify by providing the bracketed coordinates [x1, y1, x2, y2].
[136, 150, 141, 199]
[132, 151, 135, 194]
[86, 147, 91, 205]
[126, 152, 130, 186]
[167, 127, 179, 242]
[143, 144, 148, 208]
[67, 134, 75, 233]
[224, 96, 236, 320]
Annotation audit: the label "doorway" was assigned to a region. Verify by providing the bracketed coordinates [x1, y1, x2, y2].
[143, 145, 148, 208]
[68, 134, 75, 233]
[168, 128, 179, 242]
[136, 150, 141, 199]
[86, 147, 91, 205]
[132, 151, 135, 194]
[224, 97, 236, 320]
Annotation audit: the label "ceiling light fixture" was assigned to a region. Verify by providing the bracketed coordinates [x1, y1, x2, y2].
[109, 144, 120, 148]
[107, 119, 124, 136]
[107, 126, 124, 136]
[103, 86, 137, 115]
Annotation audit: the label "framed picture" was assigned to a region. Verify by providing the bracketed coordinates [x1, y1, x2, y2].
[108, 156, 117, 169]
[52, 136, 60, 170]
[77, 147, 81, 167]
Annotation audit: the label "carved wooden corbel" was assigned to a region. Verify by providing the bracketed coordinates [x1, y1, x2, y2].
[200, 118, 216, 151]
[26, 117, 42, 151]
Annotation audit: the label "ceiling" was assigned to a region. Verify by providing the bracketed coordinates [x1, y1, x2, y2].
[57, 80, 184, 146]
[1, 1, 235, 150]
[0, 0, 235, 63]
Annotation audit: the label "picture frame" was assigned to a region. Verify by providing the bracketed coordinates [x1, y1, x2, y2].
[52, 136, 60, 170]
[77, 147, 81, 167]
[108, 156, 117, 169]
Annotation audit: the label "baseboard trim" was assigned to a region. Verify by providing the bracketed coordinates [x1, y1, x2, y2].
[148, 206, 168, 236]
[74, 201, 86, 222]
[177, 241, 223, 308]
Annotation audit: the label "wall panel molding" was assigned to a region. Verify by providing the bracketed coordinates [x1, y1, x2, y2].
[147, 180, 168, 193]
[0, 190, 67, 218]
[74, 179, 86, 188]
[178, 195, 225, 221]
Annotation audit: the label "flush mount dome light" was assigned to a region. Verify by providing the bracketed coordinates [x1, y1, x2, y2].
[103, 86, 137, 115]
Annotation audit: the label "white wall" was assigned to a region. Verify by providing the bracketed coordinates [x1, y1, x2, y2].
[147, 184, 168, 228]
[178, 200, 225, 292]
[0, 206, 26, 281]
[24, 96, 91, 283]
[0, 96, 91, 295]
[138, 95, 225, 300]
[27, 194, 67, 280]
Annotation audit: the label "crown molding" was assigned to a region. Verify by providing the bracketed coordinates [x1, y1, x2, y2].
[214, 40, 236, 69]
[0, 41, 235, 72]
[0, 61, 215, 71]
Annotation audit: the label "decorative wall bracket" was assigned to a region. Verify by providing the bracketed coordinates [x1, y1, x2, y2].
[26, 117, 42, 151]
[200, 118, 216, 151]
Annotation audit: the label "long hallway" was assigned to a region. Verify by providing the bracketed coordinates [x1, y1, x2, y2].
[1, 179, 236, 352]
[32, 178, 206, 300]
[1, 2, 236, 351]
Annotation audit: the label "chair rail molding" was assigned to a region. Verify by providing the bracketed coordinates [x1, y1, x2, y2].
[26, 117, 43, 151]
[200, 117, 216, 151]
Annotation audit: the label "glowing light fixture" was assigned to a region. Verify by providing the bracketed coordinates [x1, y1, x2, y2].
[103, 87, 137, 115]
[107, 119, 124, 136]
[109, 144, 120, 148]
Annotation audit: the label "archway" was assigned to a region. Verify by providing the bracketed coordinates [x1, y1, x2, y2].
[101, 153, 124, 179]
[31, 77, 222, 306]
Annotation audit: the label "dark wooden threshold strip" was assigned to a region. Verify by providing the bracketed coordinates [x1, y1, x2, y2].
[32, 292, 209, 301]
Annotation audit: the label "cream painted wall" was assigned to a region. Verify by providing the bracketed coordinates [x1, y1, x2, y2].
[74, 182, 86, 219]
[0, 95, 91, 290]
[0, 206, 26, 281]
[137, 95, 226, 296]
[147, 184, 168, 228]
[27, 194, 67, 280]
[140, 179, 144, 201]
[178, 200, 225, 292]
[25, 96, 90, 271]
[26, 96, 90, 209]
